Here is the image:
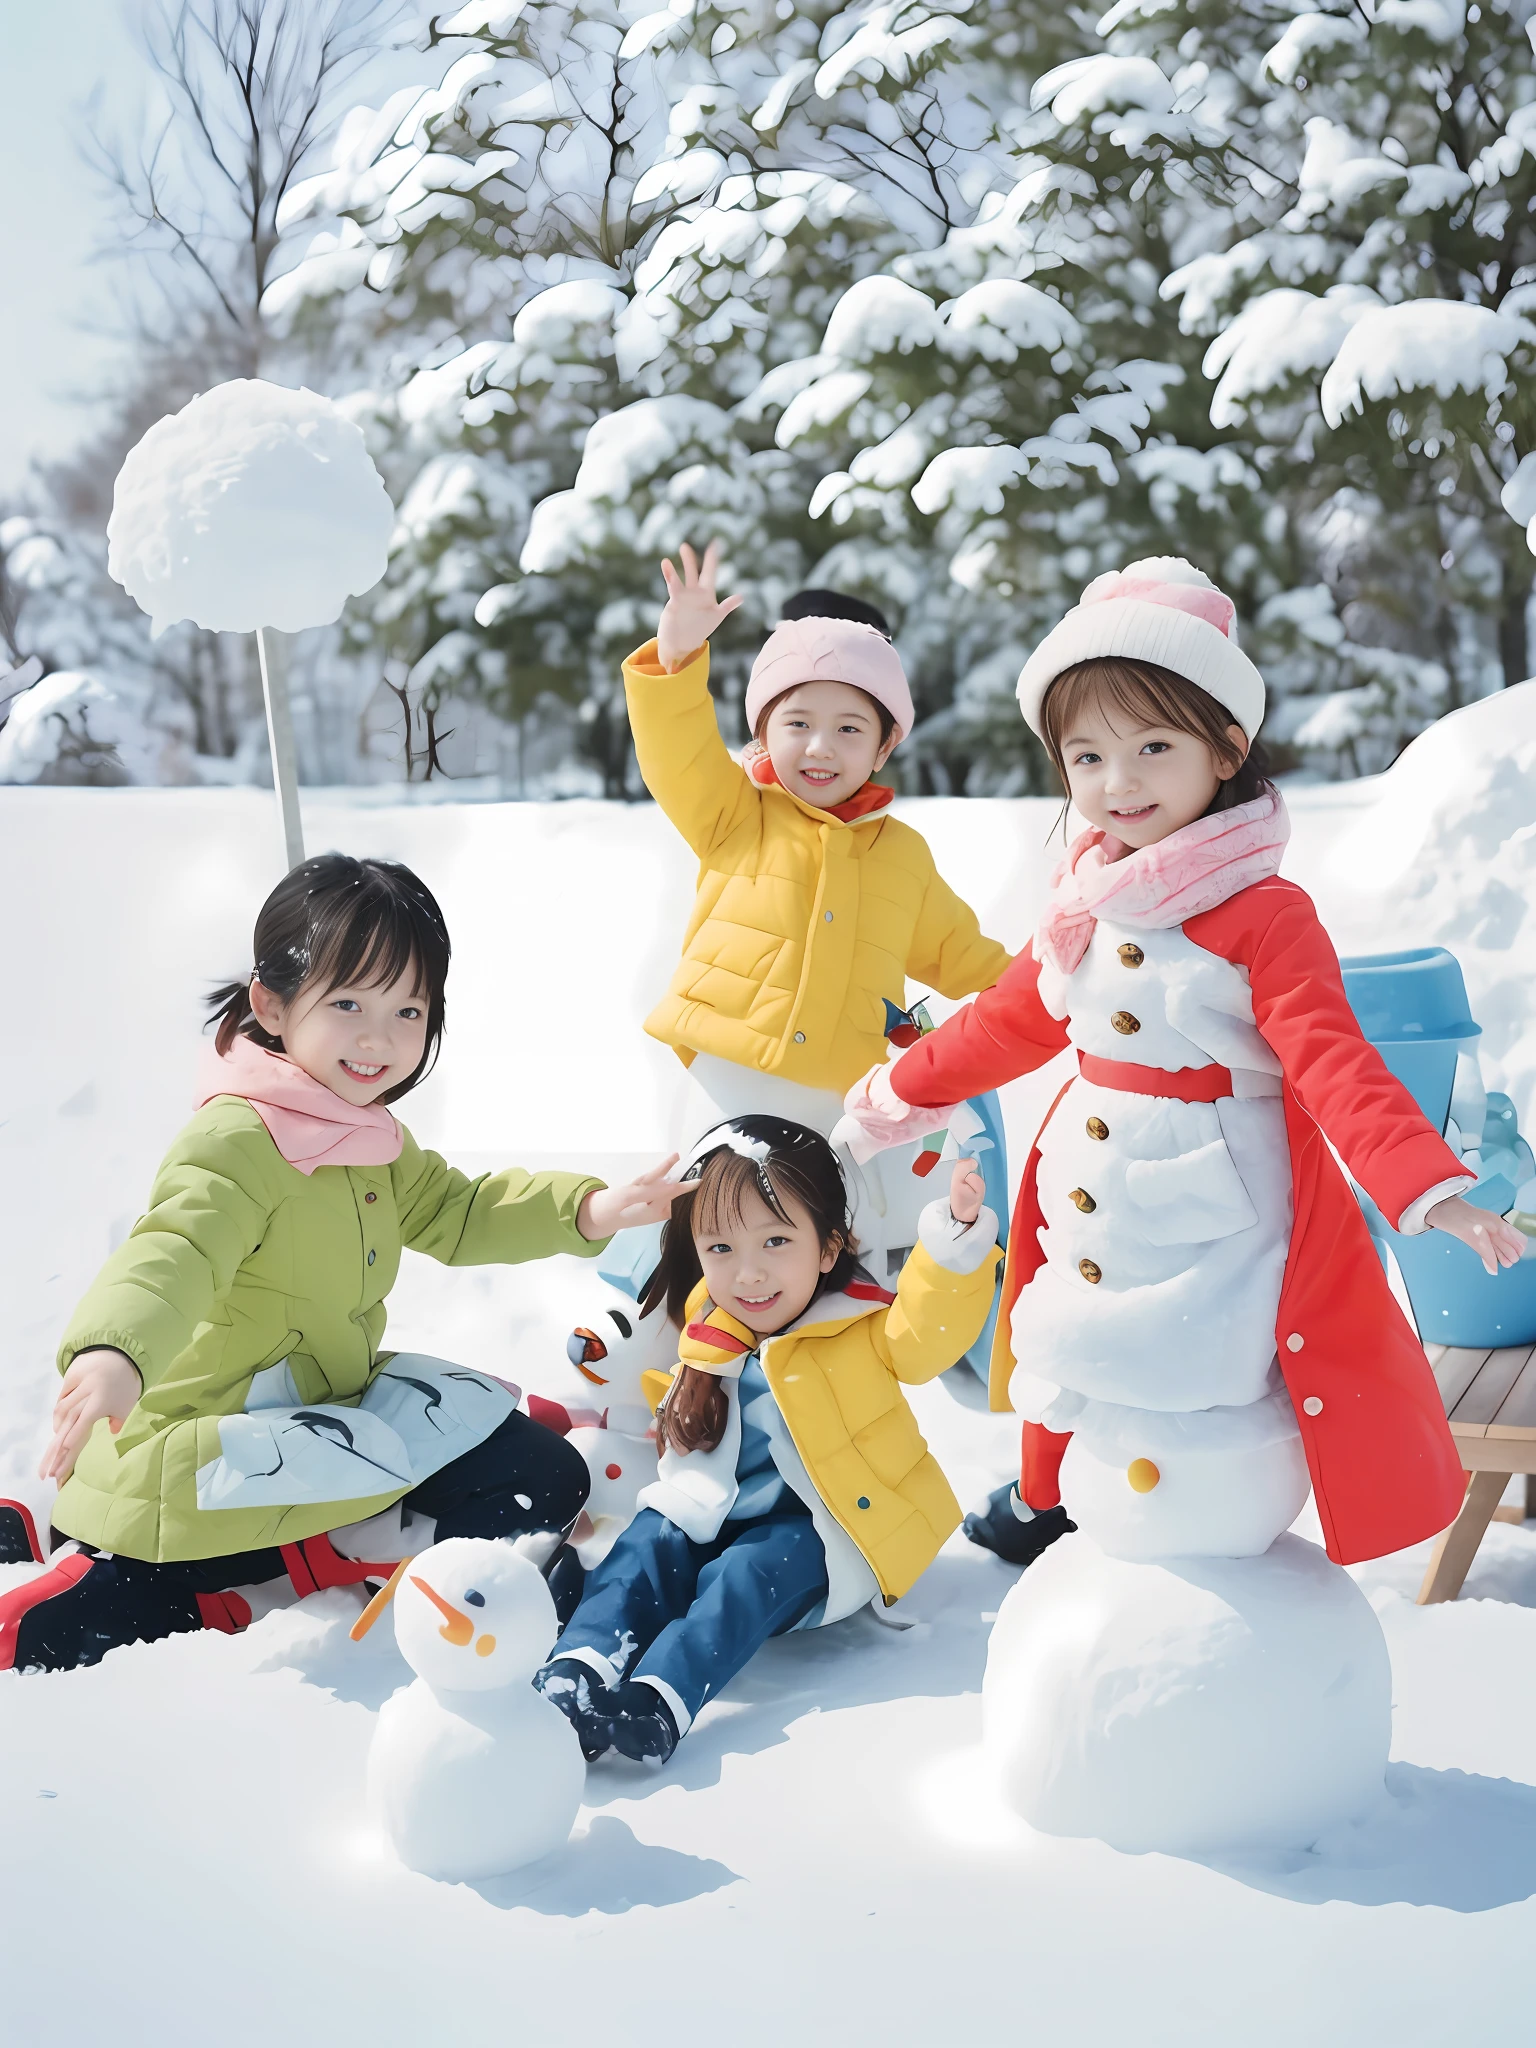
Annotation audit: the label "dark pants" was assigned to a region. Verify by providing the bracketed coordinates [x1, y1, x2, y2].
[558, 1504, 829, 1729]
[7, 1411, 588, 1674]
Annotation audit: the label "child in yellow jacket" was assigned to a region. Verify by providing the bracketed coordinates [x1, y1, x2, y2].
[622, 541, 1013, 1273]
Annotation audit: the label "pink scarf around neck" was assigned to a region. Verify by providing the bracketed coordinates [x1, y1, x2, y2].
[196, 1036, 403, 1175]
[1035, 790, 1290, 975]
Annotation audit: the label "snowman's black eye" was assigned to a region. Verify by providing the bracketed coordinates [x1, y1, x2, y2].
[464, 1589, 485, 1607]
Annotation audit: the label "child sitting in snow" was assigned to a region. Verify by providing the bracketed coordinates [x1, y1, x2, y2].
[0, 854, 687, 1673]
[536, 1115, 999, 1763]
[621, 543, 1012, 1270]
[840, 556, 1525, 1574]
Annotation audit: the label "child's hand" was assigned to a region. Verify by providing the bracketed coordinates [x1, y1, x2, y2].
[949, 1156, 984, 1225]
[577, 1156, 688, 1240]
[656, 541, 743, 672]
[1425, 1194, 1527, 1276]
[40, 1347, 143, 1483]
[657, 1365, 728, 1457]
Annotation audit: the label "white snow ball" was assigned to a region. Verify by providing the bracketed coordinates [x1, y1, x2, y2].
[1320, 301, 1532, 428]
[1057, 1393, 1311, 1559]
[107, 379, 395, 636]
[984, 1533, 1391, 1855]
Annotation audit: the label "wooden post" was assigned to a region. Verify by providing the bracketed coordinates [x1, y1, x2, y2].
[256, 626, 305, 871]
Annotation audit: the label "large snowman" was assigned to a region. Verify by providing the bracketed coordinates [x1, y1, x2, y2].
[839, 560, 1473, 1857]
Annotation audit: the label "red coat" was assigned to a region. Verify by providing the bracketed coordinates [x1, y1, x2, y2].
[891, 876, 1466, 1566]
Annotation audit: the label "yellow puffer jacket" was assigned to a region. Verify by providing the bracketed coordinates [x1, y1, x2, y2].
[652, 1223, 1001, 1603]
[624, 640, 1012, 1095]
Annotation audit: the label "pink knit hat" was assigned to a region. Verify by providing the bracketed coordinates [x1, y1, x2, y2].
[745, 616, 914, 741]
[1016, 557, 1266, 739]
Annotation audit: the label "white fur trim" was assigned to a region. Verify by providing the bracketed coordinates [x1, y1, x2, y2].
[630, 1671, 693, 1737]
[916, 1200, 1000, 1274]
[1017, 591, 1266, 739]
[1397, 1173, 1477, 1237]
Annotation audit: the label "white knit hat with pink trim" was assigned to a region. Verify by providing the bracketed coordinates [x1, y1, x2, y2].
[746, 616, 914, 740]
[1016, 557, 1266, 740]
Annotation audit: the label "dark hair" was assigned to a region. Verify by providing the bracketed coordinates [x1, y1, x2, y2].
[779, 587, 892, 637]
[638, 1116, 860, 1328]
[205, 853, 451, 1105]
[1039, 657, 1274, 818]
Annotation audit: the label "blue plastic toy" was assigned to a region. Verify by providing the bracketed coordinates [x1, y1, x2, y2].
[1340, 947, 1536, 1347]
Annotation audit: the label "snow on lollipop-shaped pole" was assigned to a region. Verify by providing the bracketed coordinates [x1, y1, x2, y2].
[107, 380, 395, 870]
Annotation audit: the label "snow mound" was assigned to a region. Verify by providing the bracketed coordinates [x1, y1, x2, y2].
[107, 380, 395, 636]
[1323, 679, 1536, 1112]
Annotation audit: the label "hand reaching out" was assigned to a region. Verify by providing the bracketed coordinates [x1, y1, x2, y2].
[578, 1155, 689, 1241]
[656, 541, 744, 672]
[949, 1156, 984, 1226]
[1425, 1194, 1528, 1276]
[40, 1347, 142, 1483]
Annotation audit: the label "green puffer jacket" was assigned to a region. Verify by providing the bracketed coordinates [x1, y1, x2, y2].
[55, 1097, 606, 1562]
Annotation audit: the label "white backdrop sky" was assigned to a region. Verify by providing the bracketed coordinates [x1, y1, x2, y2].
[0, 3, 435, 494]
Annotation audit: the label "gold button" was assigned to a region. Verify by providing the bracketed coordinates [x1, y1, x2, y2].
[1302, 1396, 1323, 1416]
[1117, 943, 1145, 968]
[1069, 1187, 1096, 1213]
[1127, 1458, 1160, 1492]
[1079, 1258, 1102, 1284]
[1086, 1117, 1109, 1141]
[1111, 1011, 1140, 1035]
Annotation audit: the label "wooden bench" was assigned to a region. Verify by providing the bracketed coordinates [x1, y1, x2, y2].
[1417, 1341, 1536, 1603]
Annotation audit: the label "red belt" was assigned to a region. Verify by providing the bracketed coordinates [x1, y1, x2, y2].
[1077, 1050, 1233, 1102]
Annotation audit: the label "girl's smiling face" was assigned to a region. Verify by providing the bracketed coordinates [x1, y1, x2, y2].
[1060, 690, 1247, 853]
[761, 681, 896, 810]
[693, 1179, 841, 1336]
[248, 965, 429, 1105]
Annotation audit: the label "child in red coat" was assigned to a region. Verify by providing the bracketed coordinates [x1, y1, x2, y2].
[839, 558, 1523, 1568]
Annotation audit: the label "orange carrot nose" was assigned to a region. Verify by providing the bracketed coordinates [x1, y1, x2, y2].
[349, 1558, 409, 1642]
[409, 1574, 474, 1645]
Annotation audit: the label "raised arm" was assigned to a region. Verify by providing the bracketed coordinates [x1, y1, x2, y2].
[624, 540, 757, 858]
[879, 1166, 1001, 1384]
[907, 864, 1013, 1002]
[890, 944, 1071, 1106]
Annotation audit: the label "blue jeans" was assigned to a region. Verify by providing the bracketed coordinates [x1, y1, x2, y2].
[559, 1505, 829, 1728]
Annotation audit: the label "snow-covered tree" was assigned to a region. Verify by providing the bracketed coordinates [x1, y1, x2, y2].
[270, 2, 1105, 792]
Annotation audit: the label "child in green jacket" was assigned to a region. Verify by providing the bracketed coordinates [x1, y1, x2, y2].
[0, 854, 682, 1673]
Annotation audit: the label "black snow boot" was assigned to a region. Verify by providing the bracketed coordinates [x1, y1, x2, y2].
[589, 1679, 680, 1766]
[963, 1484, 1075, 1568]
[0, 1500, 43, 1566]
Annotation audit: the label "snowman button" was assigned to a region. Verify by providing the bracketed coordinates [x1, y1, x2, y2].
[1286, 1332, 1305, 1352]
[1086, 1116, 1109, 1141]
[1117, 943, 1145, 968]
[1079, 1259, 1102, 1284]
[1069, 1187, 1096, 1213]
[1302, 1396, 1323, 1416]
[1111, 1011, 1140, 1035]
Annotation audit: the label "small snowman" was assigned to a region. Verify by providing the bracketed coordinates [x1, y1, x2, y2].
[363, 1537, 584, 1881]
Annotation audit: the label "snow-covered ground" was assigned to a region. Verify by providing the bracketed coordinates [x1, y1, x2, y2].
[3, 719, 1535, 2043]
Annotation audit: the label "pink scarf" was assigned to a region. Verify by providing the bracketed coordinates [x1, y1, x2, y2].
[1036, 790, 1290, 975]
[196, 1037, 403, 1175]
